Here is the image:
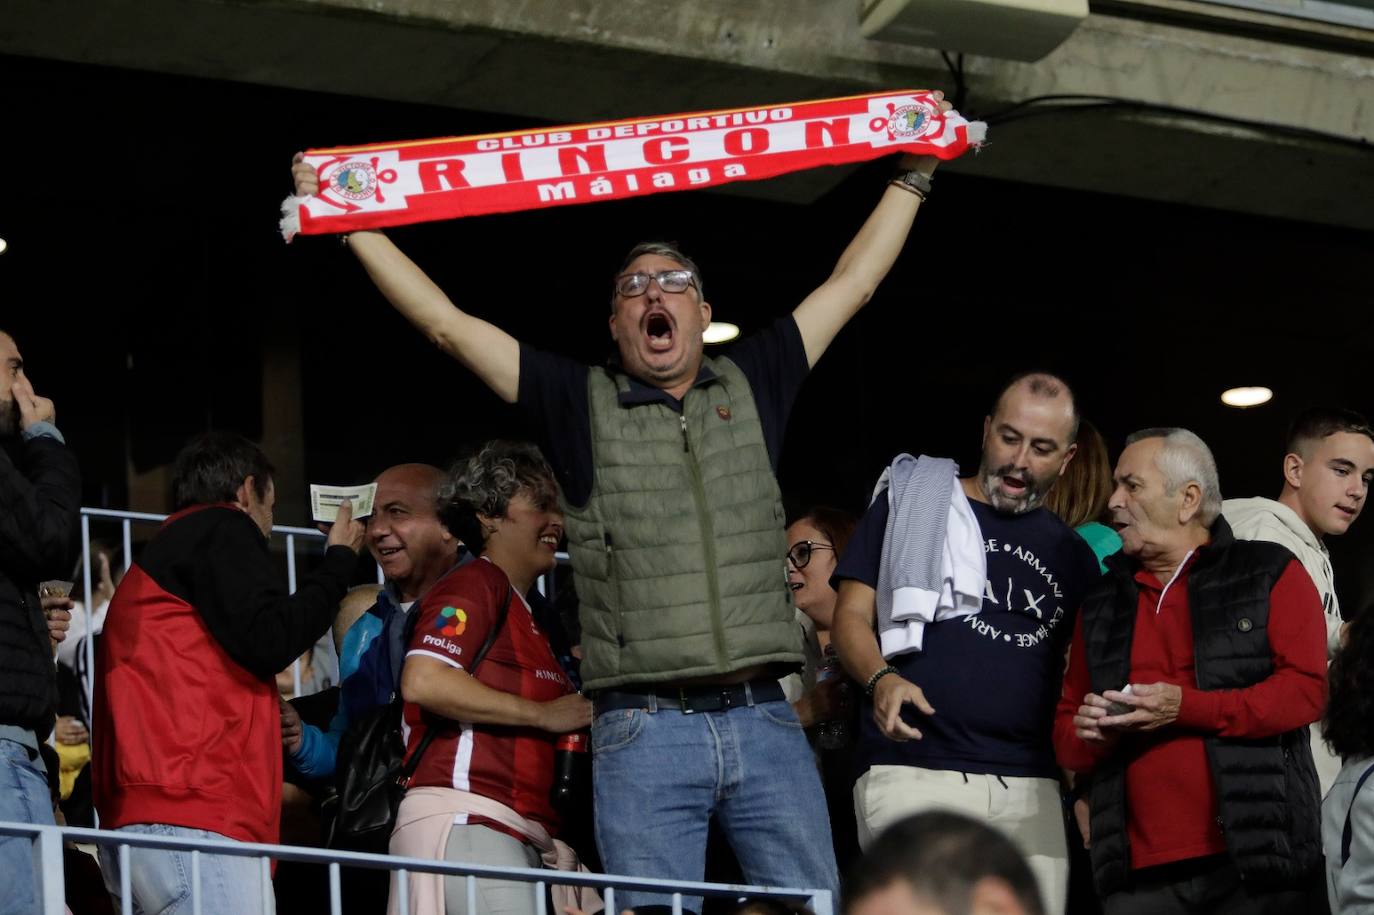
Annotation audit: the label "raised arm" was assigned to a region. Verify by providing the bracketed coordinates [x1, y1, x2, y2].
[192, 504, 364, 680]
[792, 95, 951, 368]
[292, 155, 521, 403]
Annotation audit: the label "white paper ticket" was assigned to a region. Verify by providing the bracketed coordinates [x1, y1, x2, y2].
[309, 483, 377, 523]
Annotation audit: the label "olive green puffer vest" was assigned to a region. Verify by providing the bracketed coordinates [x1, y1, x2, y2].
[564, 357, 802, 691]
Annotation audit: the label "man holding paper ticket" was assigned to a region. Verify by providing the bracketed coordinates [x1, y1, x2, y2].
[291, 92, 954, 907]
[93, 431, 367, 915]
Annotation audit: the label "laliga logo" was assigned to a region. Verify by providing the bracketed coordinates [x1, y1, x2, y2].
[435, 606, 467, 637]
[870, 100, 939, 142]
[323, 156, 398, 203]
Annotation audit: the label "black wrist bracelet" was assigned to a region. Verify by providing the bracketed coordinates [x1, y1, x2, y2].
[891, 168, 933, 198]
[865, 665, 899, 697]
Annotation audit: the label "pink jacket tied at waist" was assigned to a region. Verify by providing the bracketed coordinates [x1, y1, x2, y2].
[388, 786, 603, 915]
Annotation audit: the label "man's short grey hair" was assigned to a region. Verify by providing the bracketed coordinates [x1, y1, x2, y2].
[611, 241, 704, 310]
[1126, 427, 1223, 526]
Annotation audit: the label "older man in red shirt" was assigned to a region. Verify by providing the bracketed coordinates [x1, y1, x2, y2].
[1054, 427, 1327, 914]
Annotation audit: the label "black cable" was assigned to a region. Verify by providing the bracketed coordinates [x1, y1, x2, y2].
[939, 50, 968, 112]
[978, 93, 1371, 153]
[931, 50, 1370, 153]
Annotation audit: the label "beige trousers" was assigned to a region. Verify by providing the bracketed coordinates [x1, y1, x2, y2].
[854, 765, 1069, 915]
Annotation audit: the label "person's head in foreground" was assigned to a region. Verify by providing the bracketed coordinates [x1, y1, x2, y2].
[844, 812, 1043, 915]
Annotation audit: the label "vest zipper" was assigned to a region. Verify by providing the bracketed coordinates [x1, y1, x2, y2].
[604, 531, 625, 648]
[679, 409, 728, 669]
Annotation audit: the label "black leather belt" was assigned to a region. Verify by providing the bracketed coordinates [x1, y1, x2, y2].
[594, 679, 786, 715]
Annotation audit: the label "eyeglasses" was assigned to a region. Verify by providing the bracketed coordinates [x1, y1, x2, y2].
[614, 269, 697, 297]
[786, 540, 834, 570]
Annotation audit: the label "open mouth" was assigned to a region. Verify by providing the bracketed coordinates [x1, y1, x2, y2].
[1336, 505, 1357, 519]
[788, 580, 803, 592]
[538, 533, 561, 549]
[1000, 475, 1028, 494]
[377, 546, 403, 560]
[644, 312, 674, 353]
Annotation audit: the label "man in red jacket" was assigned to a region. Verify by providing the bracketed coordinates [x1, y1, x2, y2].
[93, 431, 365, 915]
[1054, 427, 1327, 914]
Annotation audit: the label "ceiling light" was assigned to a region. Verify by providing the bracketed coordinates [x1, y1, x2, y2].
[0, 237, 8, 255]
[1221, 386, 1273, 408]
[703, 322, 740, 344]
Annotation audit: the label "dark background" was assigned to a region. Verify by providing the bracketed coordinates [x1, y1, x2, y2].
[4, 52, 1373, 609]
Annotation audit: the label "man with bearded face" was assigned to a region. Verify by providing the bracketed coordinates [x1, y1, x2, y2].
[0, 329, 83, 915]
[831, 372, 1102, 915]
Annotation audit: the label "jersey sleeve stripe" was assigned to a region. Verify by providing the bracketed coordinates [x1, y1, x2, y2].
[405, 649, 466, 670]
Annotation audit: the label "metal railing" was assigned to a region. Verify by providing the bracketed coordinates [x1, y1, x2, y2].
[1, 821, 832, 915]
[77, 507, 382, 706]
[75, 507, 566, 709]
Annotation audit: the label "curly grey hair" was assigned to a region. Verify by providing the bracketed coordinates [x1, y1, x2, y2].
[1125, 427, 1223, 527]
[438, 441, 559, 550]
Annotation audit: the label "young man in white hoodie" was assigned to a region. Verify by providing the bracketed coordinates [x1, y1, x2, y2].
[1223, 406, 1374, 792]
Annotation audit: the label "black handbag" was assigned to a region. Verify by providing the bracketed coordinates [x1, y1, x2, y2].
[329, 584, 513, 851]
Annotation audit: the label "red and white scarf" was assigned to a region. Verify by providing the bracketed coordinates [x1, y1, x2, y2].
[280, 90, 984, 239]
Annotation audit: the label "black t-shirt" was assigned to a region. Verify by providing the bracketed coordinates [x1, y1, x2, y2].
[517, 316, 809, 507]
[834, 493, 1101, 779]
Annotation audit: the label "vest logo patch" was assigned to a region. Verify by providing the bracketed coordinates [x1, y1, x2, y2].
[716, 405, 731, 421]
[1237, 617, 1253, 632]
[435, 605, 467, 637]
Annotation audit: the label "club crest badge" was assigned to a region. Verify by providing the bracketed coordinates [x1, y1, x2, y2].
[329, 161, 379, 201]
[716, 405, 732, 421]
[871, 99, 941, 142]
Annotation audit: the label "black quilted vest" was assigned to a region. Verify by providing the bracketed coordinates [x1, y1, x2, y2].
[1080, 517, 1321, 895]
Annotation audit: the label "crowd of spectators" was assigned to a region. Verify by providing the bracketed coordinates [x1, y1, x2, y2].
[3, 125, 1374, 915]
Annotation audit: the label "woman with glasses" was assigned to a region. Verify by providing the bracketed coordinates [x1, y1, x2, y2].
[784, 506, 862, 871]
[785, 508, 856, 662]
[389, 441, 593, 915]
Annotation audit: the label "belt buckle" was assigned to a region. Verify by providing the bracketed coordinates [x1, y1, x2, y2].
[719, 688, 736, 711]
[678, 688, 695, 714]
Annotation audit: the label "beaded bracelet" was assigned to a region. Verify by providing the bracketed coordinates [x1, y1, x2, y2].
[865, 665, 899, 697]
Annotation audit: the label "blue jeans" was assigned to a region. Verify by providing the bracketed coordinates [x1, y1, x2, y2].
[98, 824, 275, 915]
[592, 697, 839, 912]
[0, 736, 56, 915]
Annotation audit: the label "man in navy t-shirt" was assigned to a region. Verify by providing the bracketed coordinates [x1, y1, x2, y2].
[832, 372, 1101, 915]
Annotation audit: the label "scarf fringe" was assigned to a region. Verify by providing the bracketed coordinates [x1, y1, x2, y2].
[279, 195, 307, 242]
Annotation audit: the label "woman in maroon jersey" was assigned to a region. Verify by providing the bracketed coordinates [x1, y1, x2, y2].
[389, 441, 593, 915]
